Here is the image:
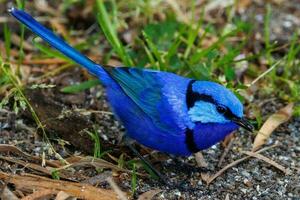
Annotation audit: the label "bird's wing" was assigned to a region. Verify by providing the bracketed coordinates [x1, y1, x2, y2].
[105, 67, 190, 133]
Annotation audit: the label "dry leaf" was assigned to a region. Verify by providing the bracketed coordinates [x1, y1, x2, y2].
[200, 172, 211, 183]
[138, 189, 162, 200]
[0, 172, 117, 200]
[252, 103, 294, 151]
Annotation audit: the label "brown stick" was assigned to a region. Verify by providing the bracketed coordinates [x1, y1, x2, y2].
[0, 172, 117, 200]
[206, 144, 278, 184]
[241, 151, 291, 174]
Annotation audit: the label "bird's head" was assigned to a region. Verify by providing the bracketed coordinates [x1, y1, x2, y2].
[187, 80, 253, 131]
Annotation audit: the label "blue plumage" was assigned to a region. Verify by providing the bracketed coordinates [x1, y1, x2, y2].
[9, 8, 253, 156]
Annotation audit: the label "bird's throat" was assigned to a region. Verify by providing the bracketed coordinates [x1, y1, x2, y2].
[189, 122, 238, 152]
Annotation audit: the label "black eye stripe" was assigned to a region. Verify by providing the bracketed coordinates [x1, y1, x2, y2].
[186, 80, 215, 109]
[217, 105, 227, 113]
[186, 80, 238, 120]
[223, 108, 236, 119]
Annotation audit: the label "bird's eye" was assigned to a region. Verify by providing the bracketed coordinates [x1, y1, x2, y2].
[217, 105, 227, 114]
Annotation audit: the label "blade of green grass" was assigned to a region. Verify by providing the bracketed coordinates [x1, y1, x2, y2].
[16, 0, 25, 77]
[165, 35, 182, 63]
[60, 79, 100, 93]
[286, 32, 300, 70]
[189, 30, 237, 64]
[142, 31, 165, 70]
[141, 40, 157, 68]
[96, 0, 134, 66]
[183, 7, 204, 59]
[264, 4, 272, 63]
[131, 162, 137, 196]
[4, 23, 11, 61]
[32, 37, 71, 60]
[87, 129, 102, 158]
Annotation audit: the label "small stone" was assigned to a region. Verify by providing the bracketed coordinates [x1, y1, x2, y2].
[241, 170, 251, 178]
[240, 188, 248, 194]
[243, 179, 253, 187]
[256, 185, 260, 192]
[174, 190, 181, 197]
[235, 175, 242, 181]
[197, 180, 203, 186]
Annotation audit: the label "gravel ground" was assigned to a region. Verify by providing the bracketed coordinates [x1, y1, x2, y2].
[0, 83, 299, 199]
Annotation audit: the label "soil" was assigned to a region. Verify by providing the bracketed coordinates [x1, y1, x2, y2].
[1, 78, 299, 199]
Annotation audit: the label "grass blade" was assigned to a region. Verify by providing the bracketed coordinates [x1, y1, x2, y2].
[4, 24, 11, 61]
[60, 79, 100, 94]
[96, 0, 134, 66]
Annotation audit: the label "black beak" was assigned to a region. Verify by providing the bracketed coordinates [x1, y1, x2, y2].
[231, 117, 254, 132]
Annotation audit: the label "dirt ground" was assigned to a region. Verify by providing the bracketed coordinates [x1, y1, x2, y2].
[1, 79, 299, 199]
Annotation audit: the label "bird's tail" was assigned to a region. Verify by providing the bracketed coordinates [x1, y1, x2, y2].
[9, 7, 104, 76]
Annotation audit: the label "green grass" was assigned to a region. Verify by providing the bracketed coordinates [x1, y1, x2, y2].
[96, 0, 134, 66]
[92, 0, 300, 112]
[3, 23, 11, 61]
[1, 0, 298, 106]
[51, 169, 61, 180]
[16, 0, 25, 76]
[61, 79, 100, 93]
[86, 127, 108, 159]
[131, 162, 137, 196]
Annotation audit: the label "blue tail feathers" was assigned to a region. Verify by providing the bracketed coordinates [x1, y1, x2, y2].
[9, 7, 103, 76]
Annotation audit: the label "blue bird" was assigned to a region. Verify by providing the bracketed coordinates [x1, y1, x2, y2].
[9, 8, 253, 156]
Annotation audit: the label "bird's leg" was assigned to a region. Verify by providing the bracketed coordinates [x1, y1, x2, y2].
[123, 136, 170, 185]
[124, 138, 203, 191]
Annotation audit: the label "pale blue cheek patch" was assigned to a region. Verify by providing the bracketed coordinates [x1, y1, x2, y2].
[188, 101, 230, 123]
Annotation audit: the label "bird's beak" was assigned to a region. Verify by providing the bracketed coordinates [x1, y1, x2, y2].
[231, 117, 254, 132]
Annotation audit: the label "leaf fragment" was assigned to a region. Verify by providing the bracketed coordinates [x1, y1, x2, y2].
[252, 103, 294, 151]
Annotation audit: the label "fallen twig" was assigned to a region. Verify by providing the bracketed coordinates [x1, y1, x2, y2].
[138, 189, 162, 200]
[241, 151, 291, 174]
[218, 137, 235, 167]
[0, 144, 60, 168]
[0, 156, 72, 180]
[206, 144, 277, 184]
[106, 177, 127, 200]
[55, 156, 134, 174]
